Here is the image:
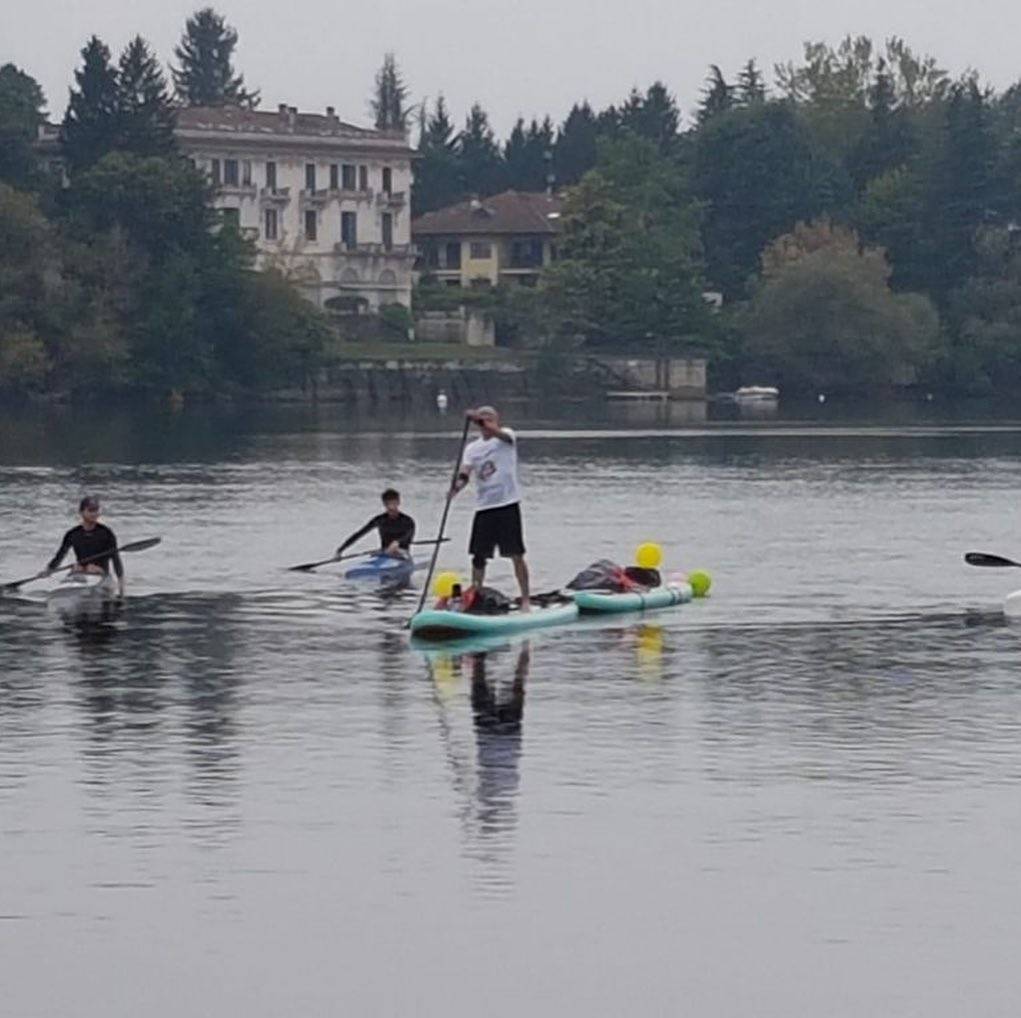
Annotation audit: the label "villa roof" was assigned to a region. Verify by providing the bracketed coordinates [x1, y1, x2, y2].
[413, 190, 563, 237]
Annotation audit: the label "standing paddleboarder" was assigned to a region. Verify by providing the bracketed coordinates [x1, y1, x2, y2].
[45, 496, 125, 596]
[450, 406, 531, 610]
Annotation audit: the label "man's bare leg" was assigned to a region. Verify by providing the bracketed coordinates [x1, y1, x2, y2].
[512, 555, 531, 610]
[472, 561, 486, 589]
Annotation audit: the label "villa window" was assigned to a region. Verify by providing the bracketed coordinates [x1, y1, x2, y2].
[342, 164, 357, 191]
[341, 211, 357, 249]
[305, 210, 317, 241]
[445, 241, 461, 270]
[266, 161, 277, 190]
[305, 163, 316, 191]
[382, 213, 393, 251]
[470, 242, 492, 260]
[382, 167, 393, 195]
[210, 158, 221, 185]
[330, 164, 339, 190]
[242, 160, 252, 186]
[265, 208, 278, 240]
[358, 165, 368, 191]
[224, 159, 239, 186]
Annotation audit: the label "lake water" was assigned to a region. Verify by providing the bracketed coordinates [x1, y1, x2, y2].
[3, 400, 1021, 1017]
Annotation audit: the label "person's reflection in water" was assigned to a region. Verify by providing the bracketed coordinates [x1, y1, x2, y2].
[468, 643, 528, 877]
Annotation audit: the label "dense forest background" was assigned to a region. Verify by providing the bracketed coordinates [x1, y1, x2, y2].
[3, 15, 1021, 398]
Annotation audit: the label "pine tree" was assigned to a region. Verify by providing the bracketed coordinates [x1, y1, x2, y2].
[116, 36, 176, 158]
[0, 63, 47, 189]
[371, 53, 409, 133]
[505, 116, 554, 191]
[554, 102, 599, 185]
[698, 66, 734, 124]
[848, 59, 915, 190]
[61, 36, 120, 174]
[413, 94, 462, 214]
[619, 82, 680, 151]
[736, 59, 766, 105]
[458, 102, 504, 195]
[171, 7, 258, 108]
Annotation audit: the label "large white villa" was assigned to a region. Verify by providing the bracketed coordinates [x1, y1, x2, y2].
[40, 103, 416, 311]
[175, 104, 415, 311]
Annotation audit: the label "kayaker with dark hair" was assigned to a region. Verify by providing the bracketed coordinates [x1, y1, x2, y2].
[450, 406, 531, 611]
[337, 489, 416, 558]
[46, 496, 125, 596]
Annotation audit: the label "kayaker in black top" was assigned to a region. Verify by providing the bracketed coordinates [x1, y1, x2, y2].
[46, 496, 125, 595]
[337, 489, 416, 558]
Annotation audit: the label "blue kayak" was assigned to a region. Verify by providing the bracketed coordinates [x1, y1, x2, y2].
[345, 554, 415, 586]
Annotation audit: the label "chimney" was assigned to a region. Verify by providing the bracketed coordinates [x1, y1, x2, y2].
[287, 106, 297, 128]
[278, 102, 287, 115]
[326, 105, 335, 117]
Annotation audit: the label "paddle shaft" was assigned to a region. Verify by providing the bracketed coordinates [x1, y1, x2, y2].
[1, 537, 161, 592]
[289, 538, 449, 573]
[413, 416, 473, 619]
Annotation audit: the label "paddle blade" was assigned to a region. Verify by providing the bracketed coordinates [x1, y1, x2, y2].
[964, 552, 1021, 568]
[120, 537, 162, 554]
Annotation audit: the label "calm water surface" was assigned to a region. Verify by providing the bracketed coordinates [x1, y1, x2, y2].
[3, 402, 1021, 1017]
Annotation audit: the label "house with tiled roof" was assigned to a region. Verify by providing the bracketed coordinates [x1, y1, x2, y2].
[412, 190, 562, 288]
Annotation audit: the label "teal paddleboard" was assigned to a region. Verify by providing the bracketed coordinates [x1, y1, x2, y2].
[573, 583, 693, 614]
[409, 602, 579, 641]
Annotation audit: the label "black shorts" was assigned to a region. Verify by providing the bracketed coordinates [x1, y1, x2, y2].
[469, 503, 526, 563]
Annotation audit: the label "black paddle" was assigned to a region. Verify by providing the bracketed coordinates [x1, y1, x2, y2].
[964, 552, 1021, 568]
[288, 538, 449, 573]
[1, 537, 162, 593]
[410, 415, 473, 624]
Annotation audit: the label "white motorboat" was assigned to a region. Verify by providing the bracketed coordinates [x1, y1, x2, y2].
[734, 385, 780, 402]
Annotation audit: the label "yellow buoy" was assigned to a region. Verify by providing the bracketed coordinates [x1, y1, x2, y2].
[433, 571, 461, 599]
[635, 542, 663, 570]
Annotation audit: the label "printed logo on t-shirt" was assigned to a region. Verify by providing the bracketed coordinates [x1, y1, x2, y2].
[479, 460, 497, 481]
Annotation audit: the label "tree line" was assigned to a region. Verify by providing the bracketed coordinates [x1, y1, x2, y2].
[0, 10, 325, 399]
[412, 37, 1021, 395]
[5, 16, 1021, 397]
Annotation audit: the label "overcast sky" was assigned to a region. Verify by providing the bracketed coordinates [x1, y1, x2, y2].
[7, 0, 1021, 136]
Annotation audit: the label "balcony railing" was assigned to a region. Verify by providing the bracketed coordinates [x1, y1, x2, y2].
[334, 241, 416, 258]
[259, 186, 290, 202]
[376, 190, 406, 207]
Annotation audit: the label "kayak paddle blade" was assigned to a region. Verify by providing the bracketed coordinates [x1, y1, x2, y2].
[964, 552, 1021, 568]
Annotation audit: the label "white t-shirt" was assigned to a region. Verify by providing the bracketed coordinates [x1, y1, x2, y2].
[462, 429, 521, 510]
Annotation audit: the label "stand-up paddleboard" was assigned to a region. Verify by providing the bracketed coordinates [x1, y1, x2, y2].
[409, 601, 579, 641]
[572, 583, 693, 614]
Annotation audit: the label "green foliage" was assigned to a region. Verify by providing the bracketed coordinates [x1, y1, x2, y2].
[458, 103, 504, 196]
[741, 220, 941, 391]
[698, 66, 734, 125]
[554, 102, 599, 186]
[504, 117, 554, 191]
[693, 102, 852, 298]
[413, 95, 461, 214]
[116, 37, 176, 159]
[0, 64, 46, 190]
[371, 53, 409, 132]
[544, 136, 711, 349]
[61, 37, 120, 174]
[172, 7, 258, 108]
[941, 227, 1021, 393]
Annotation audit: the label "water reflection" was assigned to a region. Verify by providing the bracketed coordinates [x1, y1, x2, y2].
[426, 640, 530, 894]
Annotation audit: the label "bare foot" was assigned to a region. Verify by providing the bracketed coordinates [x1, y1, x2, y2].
[519, 597, 531, 613]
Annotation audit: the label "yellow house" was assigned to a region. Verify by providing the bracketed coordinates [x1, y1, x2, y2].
[413, 190, 561, 288]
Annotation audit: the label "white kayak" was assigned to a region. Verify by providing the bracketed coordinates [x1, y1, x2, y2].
[46, 572, 118, 614]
